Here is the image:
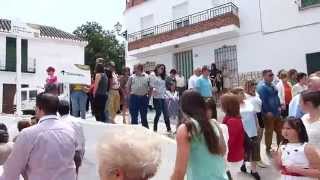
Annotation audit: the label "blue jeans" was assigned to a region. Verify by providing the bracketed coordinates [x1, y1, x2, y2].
[153, 98, 171, 132]
[71, 91, 88, 119]
[129, 95, 149, 128]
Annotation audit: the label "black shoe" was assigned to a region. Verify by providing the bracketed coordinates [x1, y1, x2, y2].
[226, 170, 233, 180]
[251, 171, 261, 180]
[240, 164, 247, 173]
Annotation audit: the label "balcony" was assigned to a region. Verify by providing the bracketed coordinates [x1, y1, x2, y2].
[127, 2, 240, 55]
[0, 58, 36, 73]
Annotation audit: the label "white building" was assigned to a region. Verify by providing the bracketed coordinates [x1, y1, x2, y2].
[124, 0, 320, 84]
[0, 19, 87, 113]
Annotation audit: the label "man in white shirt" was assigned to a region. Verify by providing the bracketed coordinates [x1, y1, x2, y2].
[1, 93, 77, 180]
[188, 67, 201, 89]
[58, 100, 86, 177]
[175, 71, 186, 96]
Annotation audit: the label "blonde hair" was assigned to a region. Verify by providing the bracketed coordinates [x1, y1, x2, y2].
[97, 128, 162, 179]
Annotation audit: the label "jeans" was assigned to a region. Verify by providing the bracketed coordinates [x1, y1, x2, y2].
[94, 94, 108, 123]
[129, 95, 149, 128]
[71, 91, 88, 119]
[153, 98, 171, 132]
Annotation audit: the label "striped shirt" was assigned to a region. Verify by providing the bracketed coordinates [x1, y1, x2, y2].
[127, 74, 150, 96]
[150, 74, 167, 99]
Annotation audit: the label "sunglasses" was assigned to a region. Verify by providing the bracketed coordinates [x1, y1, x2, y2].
[268, 74, 274, 77]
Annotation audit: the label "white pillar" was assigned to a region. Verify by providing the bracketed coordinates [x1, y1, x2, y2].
[16, 36, 22, 116]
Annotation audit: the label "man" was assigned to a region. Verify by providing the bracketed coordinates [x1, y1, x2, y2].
[289, 72, 320, 118]
[126, 64, 151, 128]
[1, 93, 77, 180]
[106, 61, 121, 123]
[195, 65, 213, 99]
[256, 69, 281, 154]
[58, 100, 85, 177]
[188, 67, 201, 89]
[175, 71, 186, 96]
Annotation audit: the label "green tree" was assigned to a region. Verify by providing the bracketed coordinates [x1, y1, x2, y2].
[73, 22, 125, 73]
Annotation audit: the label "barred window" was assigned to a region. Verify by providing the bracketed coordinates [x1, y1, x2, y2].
[301, 0, 320, 8]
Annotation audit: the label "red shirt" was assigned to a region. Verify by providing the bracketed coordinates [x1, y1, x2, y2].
[284, 82, 292, 105]
[223, 116, 245, 162]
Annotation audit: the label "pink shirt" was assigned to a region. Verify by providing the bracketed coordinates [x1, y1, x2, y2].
[46, 75, 58, 85]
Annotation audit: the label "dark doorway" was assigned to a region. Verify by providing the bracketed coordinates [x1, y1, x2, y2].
[2, 84, 16, 114]
[306, 52, 320, 75]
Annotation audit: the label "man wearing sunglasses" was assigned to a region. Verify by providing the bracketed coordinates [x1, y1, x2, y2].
[257, 69, 282, 155]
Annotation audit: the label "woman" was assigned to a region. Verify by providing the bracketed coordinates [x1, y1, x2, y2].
[222, 64, 232, 92]
[97, 128, 162, 180]
[93, 63, 108, 122]
[0, 123, 13, 165]
[288, 69, 298, 86]
[300, 90, 320, 149]
[171, 90, 227, 180]
[150, 64, 171, 133]
[292, 72, 307, 97]
[273, 117, 320, 179]
[230, 88, 260, 180]
[276, 71, 292, 118]
[119, 67, 131, 124]
[244, 80, 268, 168]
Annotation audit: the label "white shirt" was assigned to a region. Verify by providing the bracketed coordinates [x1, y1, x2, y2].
[292, 83, 307, 97]
[0, 115, 77, 180]
[188, 75, 199, 89]
[302, 114, 320, 149]
[245, 93, 262, 113]
[175, 75, 185, 88]
[61, 115, 86, 158]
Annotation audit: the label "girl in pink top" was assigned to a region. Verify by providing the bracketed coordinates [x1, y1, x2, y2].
[46, 66, 58, 85]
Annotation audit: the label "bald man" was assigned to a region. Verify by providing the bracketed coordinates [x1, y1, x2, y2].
[188, 67, 201, 89]
[289, 72, 320, 118]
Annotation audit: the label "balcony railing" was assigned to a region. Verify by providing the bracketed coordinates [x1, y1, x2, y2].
[0, 58, 36, 73]
[128, 2, 239, 43]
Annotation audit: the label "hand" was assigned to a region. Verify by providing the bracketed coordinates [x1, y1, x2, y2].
[281, 104, 286, 110]
[266, 112, 273, 118]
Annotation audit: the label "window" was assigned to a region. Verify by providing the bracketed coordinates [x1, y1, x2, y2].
[5, 37, 16, 71]
[140, 15, 154, 37]
[21, 39, 28, 72]
[29, 90, 37, 100]
[301, 0, 320, 8]
[21, 91, 27, 101]
[172, 2, 189, 28]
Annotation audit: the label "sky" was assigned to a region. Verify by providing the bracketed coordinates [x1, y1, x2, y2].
[0, 0, 125, 33]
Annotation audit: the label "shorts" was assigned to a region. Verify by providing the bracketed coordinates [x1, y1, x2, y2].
[244, 134, 261, 162]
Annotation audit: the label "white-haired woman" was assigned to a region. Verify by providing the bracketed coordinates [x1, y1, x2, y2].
[97, 129, 162, 180]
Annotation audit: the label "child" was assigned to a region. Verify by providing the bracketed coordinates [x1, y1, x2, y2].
[205, 98, 232, 180]
[165, 83, 179, 125]
[46, 66, 58, 85]
[221, 93, 245, 177]
[273, 117, 320, 179]
[231, 88, 260, 180]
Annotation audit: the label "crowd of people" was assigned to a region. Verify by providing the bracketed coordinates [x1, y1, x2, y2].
[1, 57, 320, 180]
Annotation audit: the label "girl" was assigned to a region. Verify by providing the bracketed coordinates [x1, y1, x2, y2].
[119, 67, 131, 124]
[171, 90, 227, 180]
[205, 98, 232, 180]
[165, 82, 179, 125]
[276, 71, 292, 118]
[150, 64, 171, 133]
[221, 93, 245, 176]
[273, 117, 320, 180]
[46, 66, 58, 85]
[231, 88, 260, 180]
[300, 90, 320, 149]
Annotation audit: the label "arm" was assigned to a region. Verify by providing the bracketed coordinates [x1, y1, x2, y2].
[171, 124, 190, 180]
[272, 149, 282, 170]
[126, 76, 132, 95]
[1, 131, 32, 180]
[93, 74, 101, 97]
[276, 82, 285, 106]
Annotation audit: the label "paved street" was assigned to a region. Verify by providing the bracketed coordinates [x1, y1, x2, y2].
[111, 109, 282, 180]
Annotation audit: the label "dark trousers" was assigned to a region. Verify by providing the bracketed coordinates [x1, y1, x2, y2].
[153, 98, 171, 132]
[177, 87, 185, 96]
[129, 95, 149, 128]
[94, 94, 108, 123]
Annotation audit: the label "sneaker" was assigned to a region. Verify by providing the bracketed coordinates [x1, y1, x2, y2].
[250, 171, 261, 180]
[257, 161, 269, 168]
[240, 164, 247, 173]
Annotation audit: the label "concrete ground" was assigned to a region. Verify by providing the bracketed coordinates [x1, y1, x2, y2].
[111, 109, 281, 180]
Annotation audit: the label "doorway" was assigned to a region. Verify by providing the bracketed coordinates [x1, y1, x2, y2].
[306, 52, 320, 75]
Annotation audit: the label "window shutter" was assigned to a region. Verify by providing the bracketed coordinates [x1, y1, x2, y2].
[21, 39, 28, 72]
[5, 37, 16, 71]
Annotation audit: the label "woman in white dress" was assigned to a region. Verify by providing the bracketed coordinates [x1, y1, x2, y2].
[273, 118, 320, 180]
[300, 90, 320, 149]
